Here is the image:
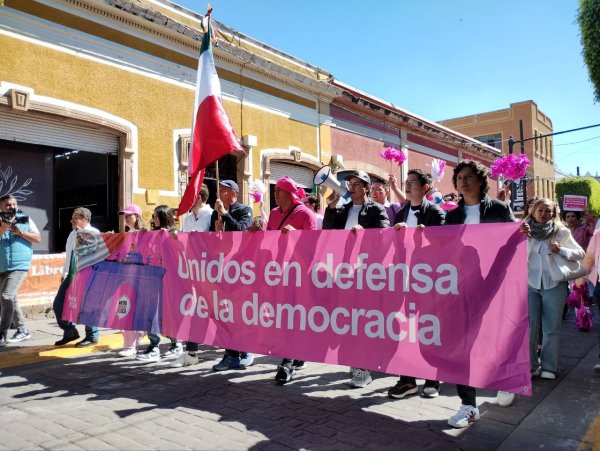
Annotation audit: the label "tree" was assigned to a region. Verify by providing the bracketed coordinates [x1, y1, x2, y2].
[578, 0, 600, 102]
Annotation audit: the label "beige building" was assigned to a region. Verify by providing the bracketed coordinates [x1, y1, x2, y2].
[440, 101, 556, 210]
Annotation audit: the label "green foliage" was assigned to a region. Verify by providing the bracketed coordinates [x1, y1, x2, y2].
[556, 176, 600, 216]
[579, 0, 600, 102]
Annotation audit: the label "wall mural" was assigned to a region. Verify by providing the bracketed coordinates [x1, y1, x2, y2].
[0, 164, 33, 201]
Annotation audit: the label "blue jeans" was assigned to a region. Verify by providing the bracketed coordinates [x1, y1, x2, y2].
[528, 282, 567, 374]
[53, 278, 98, 341]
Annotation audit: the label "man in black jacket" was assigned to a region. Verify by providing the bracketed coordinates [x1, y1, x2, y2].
[444, 160, 517, 428]
[323, 170, 389, 388]
[388, 169, 446, 399]
[209, 180, 255, 371]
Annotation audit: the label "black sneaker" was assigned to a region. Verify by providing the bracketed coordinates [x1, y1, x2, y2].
[388, 381, 418, 399]
[75, 338, 98, 347]
[275, 364, 295, 384]
[55, 333, 80, 346]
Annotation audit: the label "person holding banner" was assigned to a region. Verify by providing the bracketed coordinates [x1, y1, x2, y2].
[323, 169, 389, 388]
[386, 169, 445, 399]
[136, 205, 183, 362]
[210, 180, 255, 371]
[523, 199, 584, 380]
[266, 176, 317, 383]
[444, 160, 517, 428]
[117, 204, 146, 357]
[172, 184, 213, 368]
[53, 207, 101, 347]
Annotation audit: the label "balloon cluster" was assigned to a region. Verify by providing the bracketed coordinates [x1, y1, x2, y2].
[490, 154, 530, 181]
[379, 146, 407, 166]
[248, 179, 267, 203]
[430, 158, 446, 182]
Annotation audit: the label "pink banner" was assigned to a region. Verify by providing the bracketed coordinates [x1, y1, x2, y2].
[66, 225, 530, 394]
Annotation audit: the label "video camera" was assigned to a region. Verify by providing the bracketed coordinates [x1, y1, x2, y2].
[0, 207, 29, 226]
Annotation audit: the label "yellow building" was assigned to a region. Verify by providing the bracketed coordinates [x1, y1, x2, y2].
[439, 101, 556, 211]
[1, 0, 340, 255]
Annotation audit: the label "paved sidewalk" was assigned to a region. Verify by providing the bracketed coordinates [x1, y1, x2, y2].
[0, 315, 599, 450]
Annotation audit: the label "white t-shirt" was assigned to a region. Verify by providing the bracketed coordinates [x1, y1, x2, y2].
[406, 207, 419, 228]
[344, 204, 363, 230]
[182, 204, 213, 232]
[463, 205, 480, 224]
[27, 217, 39, 234]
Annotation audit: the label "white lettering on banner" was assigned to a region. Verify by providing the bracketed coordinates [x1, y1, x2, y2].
[238, 293, 441, 345]
[177, 252, 256, 285]
[311, 253, 458, 294]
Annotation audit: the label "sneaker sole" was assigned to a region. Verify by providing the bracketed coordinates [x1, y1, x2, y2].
[349, 379, 373, 389]
[388, 386, 418, 399]
[422, 390, 440, 398]
[8, 336, 32, 343]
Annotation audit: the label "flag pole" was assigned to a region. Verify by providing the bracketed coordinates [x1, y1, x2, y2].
[205, 4, 221, 220]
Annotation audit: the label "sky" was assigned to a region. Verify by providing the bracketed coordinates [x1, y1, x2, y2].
[175, 0, 600, 176]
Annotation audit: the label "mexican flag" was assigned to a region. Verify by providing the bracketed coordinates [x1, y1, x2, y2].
[177, 16, 243, 215]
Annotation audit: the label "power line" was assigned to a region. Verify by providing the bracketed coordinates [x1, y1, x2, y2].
[553, 135, 600, 146]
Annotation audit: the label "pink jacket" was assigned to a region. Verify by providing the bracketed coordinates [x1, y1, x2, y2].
[583, 229, 600, 284]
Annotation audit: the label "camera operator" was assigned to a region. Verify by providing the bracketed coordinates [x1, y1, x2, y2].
[0, 194, 41, 347]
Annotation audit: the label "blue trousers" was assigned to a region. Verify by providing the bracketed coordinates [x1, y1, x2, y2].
[528, 282, 567, 374]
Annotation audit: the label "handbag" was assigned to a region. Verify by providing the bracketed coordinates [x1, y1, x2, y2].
[547, 252, 587, 282]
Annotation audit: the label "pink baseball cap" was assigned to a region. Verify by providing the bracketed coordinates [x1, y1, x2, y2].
[119, 204, 142, 216]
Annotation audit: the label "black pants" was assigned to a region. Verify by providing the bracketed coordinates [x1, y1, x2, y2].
[399, 375, 438, 387]
[457, 384, 476, 407]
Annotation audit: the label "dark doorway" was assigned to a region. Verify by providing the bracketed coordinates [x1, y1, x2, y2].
[54, 150, 118, 251]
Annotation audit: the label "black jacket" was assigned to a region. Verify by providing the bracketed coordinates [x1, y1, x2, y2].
[209, 202, 253, 231]
[323, 199, 389, 230]
[445, 195, 516, 225]
[393, 199, 445, 227]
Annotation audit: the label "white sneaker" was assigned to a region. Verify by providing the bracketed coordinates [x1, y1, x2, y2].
[171, 353, 199, 368]
[448, 405, 480, 428]
[349, 368, 372, 388]
[540, 371, 556, 380]
[136, 347, 160, 362]
[118, 348, 137, 357]
[162, 343, 184, 359]
[497, 391, 515, 407]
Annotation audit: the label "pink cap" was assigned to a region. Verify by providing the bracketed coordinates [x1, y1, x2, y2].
[119, 204, 142, 216]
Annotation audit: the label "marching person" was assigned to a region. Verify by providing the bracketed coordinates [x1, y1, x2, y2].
[371, 179, 403, 224]
[266, 176, 317, 383]
[323, 169, 389, 388]
[53, 207, 100, 347]
[444, 160, 518, 428]
[386, 169, 445, 399]
[136, 205, 183, 362]
[0, 194, 41, 346]
[172, 183, 214, 368]
[523, 199, 584, 380]
[302, 194, 323, 230]
[209, 180, 255, 371]
[117, 204, 146, 357]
